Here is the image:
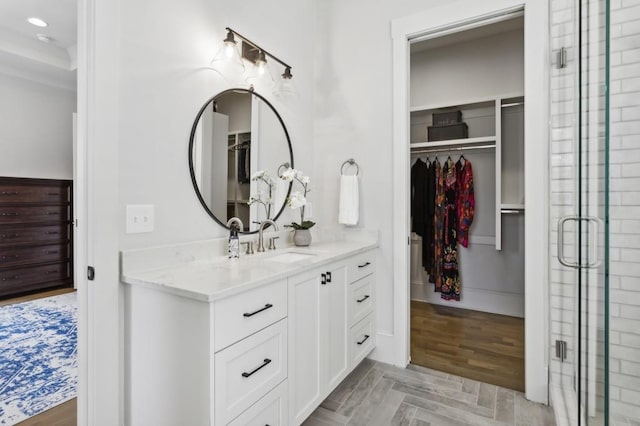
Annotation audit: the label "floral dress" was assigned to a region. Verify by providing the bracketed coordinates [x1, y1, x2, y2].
[431, 159, 444, 289]
[440, 158, 460, 301]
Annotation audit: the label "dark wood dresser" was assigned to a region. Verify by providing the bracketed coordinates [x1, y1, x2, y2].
[0, 177, 73, 298]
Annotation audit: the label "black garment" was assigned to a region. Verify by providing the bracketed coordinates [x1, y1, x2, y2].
[411, 158, 435, 271]
[238, 146, 251, 184]
[411, 159, 428, 237]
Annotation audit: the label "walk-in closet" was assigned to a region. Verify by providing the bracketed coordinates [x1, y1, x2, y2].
[408, 15, 526, 391]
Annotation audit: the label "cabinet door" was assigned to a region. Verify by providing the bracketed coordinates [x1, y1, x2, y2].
[323, 264, 348, 391]
[289, 270, 323, 424]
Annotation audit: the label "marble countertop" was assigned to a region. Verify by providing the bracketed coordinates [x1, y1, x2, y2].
[121, 239, 377, 302]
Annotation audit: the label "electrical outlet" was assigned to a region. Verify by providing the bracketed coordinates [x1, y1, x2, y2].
[126, 204, 154, 234]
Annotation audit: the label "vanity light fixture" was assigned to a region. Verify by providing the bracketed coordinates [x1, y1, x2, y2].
[36, 34, 54, 43]
[27, 17, 48, 27]
[211, 27, 294, 94]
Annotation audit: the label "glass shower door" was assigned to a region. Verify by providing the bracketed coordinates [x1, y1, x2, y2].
[550, 0, 611, 424]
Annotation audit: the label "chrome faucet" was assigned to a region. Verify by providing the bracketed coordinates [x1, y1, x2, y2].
[226, 217, 244, 232]
[257, 219, 279, 252]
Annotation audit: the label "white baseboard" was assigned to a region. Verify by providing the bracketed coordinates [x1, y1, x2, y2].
[368, 332, 407, 367]
[411, 282, 524, 317]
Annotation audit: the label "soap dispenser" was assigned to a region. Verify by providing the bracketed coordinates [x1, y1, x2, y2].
[228, 224, 239, 259]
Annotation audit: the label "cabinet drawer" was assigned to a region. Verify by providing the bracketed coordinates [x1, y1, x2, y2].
[227, 380, 288, 426]
[0, 224, 70, 245]
[348, 251, 375, 283]
[0, 262, 70, 296]
[0, 243, 70, 268]
[213, 280, 287, 352]
[350, 275, 374, 326]
[214, 319, 288, 425]
[0, 183, 69, 204]
[0, 206, 69, 224]
[350, 313, 375, 368]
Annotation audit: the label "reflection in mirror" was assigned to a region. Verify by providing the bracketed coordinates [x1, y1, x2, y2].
[189, 89, 293, 233]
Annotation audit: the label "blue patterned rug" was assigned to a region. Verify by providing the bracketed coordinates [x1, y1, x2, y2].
[0, 293, 77, 425]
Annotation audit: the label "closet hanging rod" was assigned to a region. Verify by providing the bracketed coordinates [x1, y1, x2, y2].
[501, 102, 524, 108]
[410, 143, 495, 155]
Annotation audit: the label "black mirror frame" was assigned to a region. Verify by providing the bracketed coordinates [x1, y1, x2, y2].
[188, 87, 294, 234]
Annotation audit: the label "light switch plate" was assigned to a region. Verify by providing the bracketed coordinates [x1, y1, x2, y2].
[126, 204, 154, 234]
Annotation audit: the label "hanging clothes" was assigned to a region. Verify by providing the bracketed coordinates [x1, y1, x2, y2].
[431, 158, 444, 289]
[440, 158, 460, 301]
[424, 160, 436, 275]
[411, 158, 431, 270]
[456, 158, 475, 248]
[410, 158, 428, 238]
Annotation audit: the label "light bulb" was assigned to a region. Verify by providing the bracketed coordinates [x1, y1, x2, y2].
[256, 51, 267, 76]
[223, 41, 235, 58]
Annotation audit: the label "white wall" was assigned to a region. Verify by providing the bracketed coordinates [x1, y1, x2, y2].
[0, 72, 76, 179]
[312, 0, 460, 344]
[117, 0, 314, 250]
[410, 29, 524, 107]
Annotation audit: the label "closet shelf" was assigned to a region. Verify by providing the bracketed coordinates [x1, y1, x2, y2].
[500, 203, 524, 210]
[410, 136, 496, 149]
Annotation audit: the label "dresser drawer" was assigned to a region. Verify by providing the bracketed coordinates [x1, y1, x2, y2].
[347, 251, 376, 283]
[0, 243, 70, 268]
[0, 224, 70, 245]
[214, 319, 288, 425]
[0, 183, 70, 204]
[227, 380, 288, 426]
[213, 280, 287, 352]
[350, 313, 375, 368]
[0, 206, 70, 224]
[0, 262, 70, 296]
[350, 275, 374, 326]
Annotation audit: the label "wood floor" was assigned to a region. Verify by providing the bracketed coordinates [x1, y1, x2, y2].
[305, 359, 555, 426]
[410, 300, 525, 392]
[1, 288, 78, 425]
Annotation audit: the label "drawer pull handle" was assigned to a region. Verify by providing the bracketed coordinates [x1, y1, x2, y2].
[358, 262, 371, 268]
[1, 213, 19, 216]
[1, 191, 18, 195]
[2, 276, 19, 281]
[47, 211, 58, 215]
[242, 358, 272, 378]
[46, 250, 59, 255]
[321, 273, 327, 285]
[45, 231, 59, 235]
[356, 295, 370, 303]
[357, 335, 370, 345]
[47, 192, 60, 196]
[1, 234, 19, 239]
[243, 304, 273, 317]
[46, 270, 59, 274]
[326, 271, 332, 283]
[1, 255, 19, 259]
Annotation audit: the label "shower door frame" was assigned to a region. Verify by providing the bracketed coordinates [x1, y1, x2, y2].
[390, 0, 551, 404]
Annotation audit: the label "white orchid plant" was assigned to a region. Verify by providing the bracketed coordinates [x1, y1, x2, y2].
[247, 170, 275, 219]
[280, 168, 316, 230]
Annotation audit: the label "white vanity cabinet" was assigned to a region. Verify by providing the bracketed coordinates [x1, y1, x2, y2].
[289, 250, 376, 425]
[123, 240, 377, 426]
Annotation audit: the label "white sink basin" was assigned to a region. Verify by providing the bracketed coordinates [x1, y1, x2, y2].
[266, 251, 317, 264]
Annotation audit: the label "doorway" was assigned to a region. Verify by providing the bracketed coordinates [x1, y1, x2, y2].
[407, 15, 526, 392]
[391, 0, 550, 404]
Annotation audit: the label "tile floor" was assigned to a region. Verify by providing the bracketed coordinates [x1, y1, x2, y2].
[303, 359, 556, 426]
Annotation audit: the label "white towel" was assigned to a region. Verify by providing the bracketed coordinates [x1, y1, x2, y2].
[273, 178, 289, 215]
[339, 175, 359, 226]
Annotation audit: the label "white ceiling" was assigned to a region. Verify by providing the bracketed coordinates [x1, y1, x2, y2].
[0, 0, 77, 90]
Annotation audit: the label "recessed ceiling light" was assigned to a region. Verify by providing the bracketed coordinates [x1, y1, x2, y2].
[27, 17, 48, 27]
[36, 34, 54, 43]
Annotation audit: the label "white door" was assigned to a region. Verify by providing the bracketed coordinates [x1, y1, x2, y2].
[289, 269, 323, 424]
[323, 264, 348, 391]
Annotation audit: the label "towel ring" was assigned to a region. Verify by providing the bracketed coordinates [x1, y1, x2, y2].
[277, 162, 291, 178]
[340, 158, 359, 176]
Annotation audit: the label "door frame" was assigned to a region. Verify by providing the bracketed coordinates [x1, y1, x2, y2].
[77, 0, 123, 423]
[390, 0, 550, 403]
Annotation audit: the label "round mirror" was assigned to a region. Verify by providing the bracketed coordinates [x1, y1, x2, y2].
[188, 88, 293, 233]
